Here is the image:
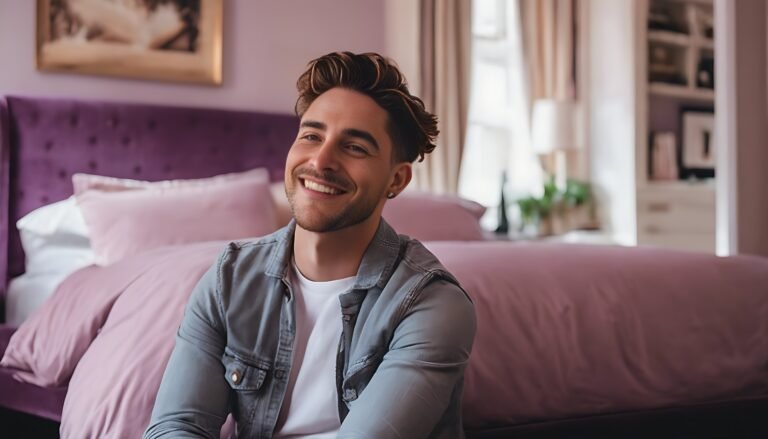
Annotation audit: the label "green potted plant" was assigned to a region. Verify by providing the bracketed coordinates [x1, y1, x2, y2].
[515, 177, 593, 236]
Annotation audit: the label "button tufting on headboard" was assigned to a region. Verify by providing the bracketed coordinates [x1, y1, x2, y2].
[0, 95, 299, 292]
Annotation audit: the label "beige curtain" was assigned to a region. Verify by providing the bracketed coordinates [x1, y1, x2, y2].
[518, 0, 579, 180]
[519, 0, 577, 101]
[412, 0, 472, 194]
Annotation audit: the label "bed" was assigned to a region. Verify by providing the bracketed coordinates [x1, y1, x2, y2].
[1, 95, 768, 438]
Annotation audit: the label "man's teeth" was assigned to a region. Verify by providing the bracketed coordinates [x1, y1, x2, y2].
[303, 179, 342, 195]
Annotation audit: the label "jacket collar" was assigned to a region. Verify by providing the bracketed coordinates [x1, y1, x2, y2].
[265, 218, 401, 291]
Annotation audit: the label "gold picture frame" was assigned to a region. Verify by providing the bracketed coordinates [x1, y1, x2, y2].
[36, 0, 223, 85]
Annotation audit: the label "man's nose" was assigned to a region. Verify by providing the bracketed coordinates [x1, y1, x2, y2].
[309, 140, 340, 171]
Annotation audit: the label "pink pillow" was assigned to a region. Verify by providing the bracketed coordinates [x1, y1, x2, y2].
[383, 191, 486, 241]
[270, 182, 293, 227]
[77, 176, 277, 265]
[72, 168, 268, 195]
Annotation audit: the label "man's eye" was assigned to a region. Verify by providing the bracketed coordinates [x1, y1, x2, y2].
[302, 133, 321, 142]
[347, 144, 369, 155]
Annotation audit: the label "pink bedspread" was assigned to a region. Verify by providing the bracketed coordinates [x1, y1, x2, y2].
[59, 242, 226, 438]
[6, 241, 768, 437]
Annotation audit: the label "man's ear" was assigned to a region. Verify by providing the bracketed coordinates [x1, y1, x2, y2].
[387, 162, 412, 198]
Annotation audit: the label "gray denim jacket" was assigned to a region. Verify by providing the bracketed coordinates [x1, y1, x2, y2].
[144, 219, 476, 439]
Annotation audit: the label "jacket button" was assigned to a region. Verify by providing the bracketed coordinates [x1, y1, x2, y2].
[231, 370, 241, 384]
[275, 370, 285, 379]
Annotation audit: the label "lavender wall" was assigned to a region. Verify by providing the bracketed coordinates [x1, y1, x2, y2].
[0, 0, 386, 114]
[714, 0, 768, 257]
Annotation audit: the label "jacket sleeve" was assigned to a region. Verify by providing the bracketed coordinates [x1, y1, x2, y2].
[337, 278, 477, 438]
[143, 252, 231, 439]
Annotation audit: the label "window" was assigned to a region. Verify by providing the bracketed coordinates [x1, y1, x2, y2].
[459, 0, 543, 229]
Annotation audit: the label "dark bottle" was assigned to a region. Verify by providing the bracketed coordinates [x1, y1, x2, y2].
[495, 172, 509, 234]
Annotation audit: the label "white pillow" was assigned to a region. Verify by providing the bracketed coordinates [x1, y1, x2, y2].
[16, 196, 95, 275]
[17, 196, 90, 237]
[8, 197, 96, 324]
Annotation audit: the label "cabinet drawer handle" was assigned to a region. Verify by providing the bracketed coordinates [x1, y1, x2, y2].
[645, 225, 661, 234]
[647, 202, 670, 213]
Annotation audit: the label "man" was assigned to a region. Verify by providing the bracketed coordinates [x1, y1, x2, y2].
[144, 52, 476, 439]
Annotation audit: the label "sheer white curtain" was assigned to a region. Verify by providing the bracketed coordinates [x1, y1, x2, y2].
[458, 0, 542, 228]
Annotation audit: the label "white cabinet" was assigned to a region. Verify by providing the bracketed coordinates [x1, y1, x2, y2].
[636, 184, 715, 252]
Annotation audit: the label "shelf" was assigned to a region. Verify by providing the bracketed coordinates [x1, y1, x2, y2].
[648, 83, 715, 101]
[647, 31, 713, 50]
[694, 37, 715, 50]
[640, 180, 716, 193]
[648, 30, 692, 47]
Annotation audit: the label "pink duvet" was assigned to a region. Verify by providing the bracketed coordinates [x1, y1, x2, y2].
[4, 241, 768, 436]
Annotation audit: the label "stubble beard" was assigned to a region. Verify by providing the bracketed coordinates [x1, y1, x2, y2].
[286, 171, 384, 233]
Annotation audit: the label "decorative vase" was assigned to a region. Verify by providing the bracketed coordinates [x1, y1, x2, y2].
[495, 172, 509, 234]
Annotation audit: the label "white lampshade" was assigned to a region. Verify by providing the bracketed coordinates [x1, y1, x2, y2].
[531, 99, 577, 154]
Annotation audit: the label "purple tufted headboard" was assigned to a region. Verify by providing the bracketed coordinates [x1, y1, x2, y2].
[0, 95, 298, 304]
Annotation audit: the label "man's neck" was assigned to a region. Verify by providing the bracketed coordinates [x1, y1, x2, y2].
[293, 216, 381, 282]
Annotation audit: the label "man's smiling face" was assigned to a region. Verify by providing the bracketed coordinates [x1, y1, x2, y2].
[285, 87, 403, 233]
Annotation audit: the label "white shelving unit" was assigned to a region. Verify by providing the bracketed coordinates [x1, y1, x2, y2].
[588, 0, 768, 256]
[637, 0, 716, 253]
[648, 83, 715, 101]
[586, 0, 717, 253]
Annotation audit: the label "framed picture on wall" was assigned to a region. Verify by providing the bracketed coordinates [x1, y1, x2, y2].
[36, 0, 223, 85]
[680, 108, 715, 179]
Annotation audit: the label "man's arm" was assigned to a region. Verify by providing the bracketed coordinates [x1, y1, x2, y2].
[338, 278, 477, 438]
[144, 257, 231, 438]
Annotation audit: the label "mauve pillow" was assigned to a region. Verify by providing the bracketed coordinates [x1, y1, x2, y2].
[383, 191, 486, 241]
[270, 182, 293, 227]
[77, 176, 277, 265]
[72, 168, 269, 195]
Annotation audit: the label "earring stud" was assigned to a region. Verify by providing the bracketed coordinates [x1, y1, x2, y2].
[387, 192, 396, 199]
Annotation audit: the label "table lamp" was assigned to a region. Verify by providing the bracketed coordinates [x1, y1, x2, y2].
[531, 99, 578, 189]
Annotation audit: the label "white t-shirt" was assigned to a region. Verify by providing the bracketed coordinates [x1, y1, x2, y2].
[272, 262, 356, 439]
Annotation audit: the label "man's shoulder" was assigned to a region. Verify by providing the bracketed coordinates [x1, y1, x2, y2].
[210, 226, 290, 283]
[217, 228, 286, 263]
[383, 235, 471, 305]
[398, 237, 456, 281]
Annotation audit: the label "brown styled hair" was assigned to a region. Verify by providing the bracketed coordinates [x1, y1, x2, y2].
[294, 51, 439, 163]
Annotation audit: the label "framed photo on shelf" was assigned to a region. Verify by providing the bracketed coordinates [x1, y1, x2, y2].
[36, 0, 223, 85]
[680, 108, 715, 179]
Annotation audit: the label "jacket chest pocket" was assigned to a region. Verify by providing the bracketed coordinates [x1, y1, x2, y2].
[222, 352, 270, 426]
